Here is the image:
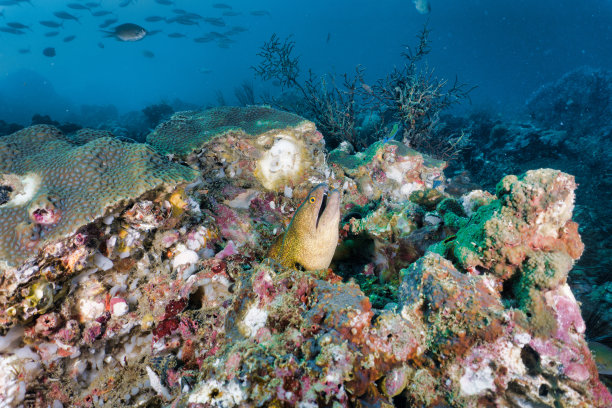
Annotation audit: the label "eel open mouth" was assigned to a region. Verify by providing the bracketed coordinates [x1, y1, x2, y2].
[316, 190, 328, 228]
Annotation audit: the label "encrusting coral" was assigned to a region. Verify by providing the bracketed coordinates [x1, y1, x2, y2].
[0, 107, 609, 408]
[0, 125, 197, 271]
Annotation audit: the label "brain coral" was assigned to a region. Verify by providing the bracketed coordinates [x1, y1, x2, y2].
[0, 125, 197, 270]
[146, 106, 308, 157]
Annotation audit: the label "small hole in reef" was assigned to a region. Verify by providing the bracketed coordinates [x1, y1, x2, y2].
[0, 185, 13, 206]
[500, 272, 520, 308]
[187, 286, 204, 310]
[520, 345, 541, 376]
[342, 211, 362, 223]
[392, 393, 409, 408]
[539, 383, 550, 397]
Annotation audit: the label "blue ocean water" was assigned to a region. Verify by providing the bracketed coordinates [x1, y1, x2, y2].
[0, 0, 610, 122]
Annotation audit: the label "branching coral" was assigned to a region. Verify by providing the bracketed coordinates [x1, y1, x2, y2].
[253, 26, 474, 158]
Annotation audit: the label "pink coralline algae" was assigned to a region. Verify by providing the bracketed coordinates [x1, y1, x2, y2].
[0, 107, 609, 408]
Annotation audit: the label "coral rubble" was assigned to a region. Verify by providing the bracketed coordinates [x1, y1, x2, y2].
[0, 106, 609, 408]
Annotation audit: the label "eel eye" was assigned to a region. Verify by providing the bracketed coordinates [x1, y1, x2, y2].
[309, 196, 316, 203]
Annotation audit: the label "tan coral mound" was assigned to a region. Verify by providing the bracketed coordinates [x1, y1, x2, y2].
[147, 106, 328, 192]
[146, 106, 308, 158]
[0, 125, 197, 270]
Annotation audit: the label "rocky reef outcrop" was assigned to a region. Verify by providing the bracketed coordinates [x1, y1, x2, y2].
[443, 67, 612, 358]
[0, 106, 609, 407]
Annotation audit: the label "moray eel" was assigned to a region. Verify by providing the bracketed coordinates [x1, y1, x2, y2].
[267, 184, 341, 270]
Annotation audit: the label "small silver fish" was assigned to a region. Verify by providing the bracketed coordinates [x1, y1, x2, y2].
[54, 11, 79, 22]
[145, 16, 165, 22]
[92, 10, 113, 17]
[42, 47, 56, 57]
[104, 22, 147, 41]
[39, 20, 63, 28]
[99, 18, 117, 28]
[7, 22, 30, 30]
[67, 3, 90, 10]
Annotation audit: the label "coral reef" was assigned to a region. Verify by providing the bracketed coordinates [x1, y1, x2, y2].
[442, 67, 612, 353]
[526, 66, 612, 136]
[141, 103, 174, 129]
[0, 106, 609, 408]
[31, 114, 82, 135]
[0, 124, 197, 332]
[0, 120, 23, 137]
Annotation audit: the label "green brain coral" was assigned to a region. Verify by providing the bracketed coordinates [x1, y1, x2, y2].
[0, 125, 197, 270]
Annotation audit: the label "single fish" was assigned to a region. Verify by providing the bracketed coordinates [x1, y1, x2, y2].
[175, 18, 199, 26]
[203, 17, 225, 27]
[154, 0, 173, 5]
[250, 10, 270, 16]
[228, 25, 247, 33]
[382, 123, 401, 143]
[213, 3, 231, 9]
[0, 0, 18, 5]
[67, 3, 90, 10]
[182, 12, 203, 20]
[145, 16, 165, 22]
[199, 68, 212, 74]
[63, 34, 76, 42]
[167, 32, 185, 38]
[42, 47, 56, 57]
[267, 184, 341, 271]
[98, 18, 117, 28]
[172, 9, 186, 14]
[222, 11, 241, 17]
[119, 0, 135, 7]
[589, 342, 612, 376]
[97, 42, 104, 48]
[0, 26, 24, 34]
[326, 32, 331, 43]
[216, 39, 233, 49]
[44, 31, 60, 37]
[142, 50, 154, 58]
[147, 29, 162, 36]
[85, 2, 100, 7]
[54, 11, 79, 22]
[7, 22, 29, 30]
[103, 23, 147, 41]
[194, 35, 214, 43]
[92, 10, 113, 17]
[39, 20, 63, 28]
[18, 47, 30, 54]
[413, 0, 431, 14]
